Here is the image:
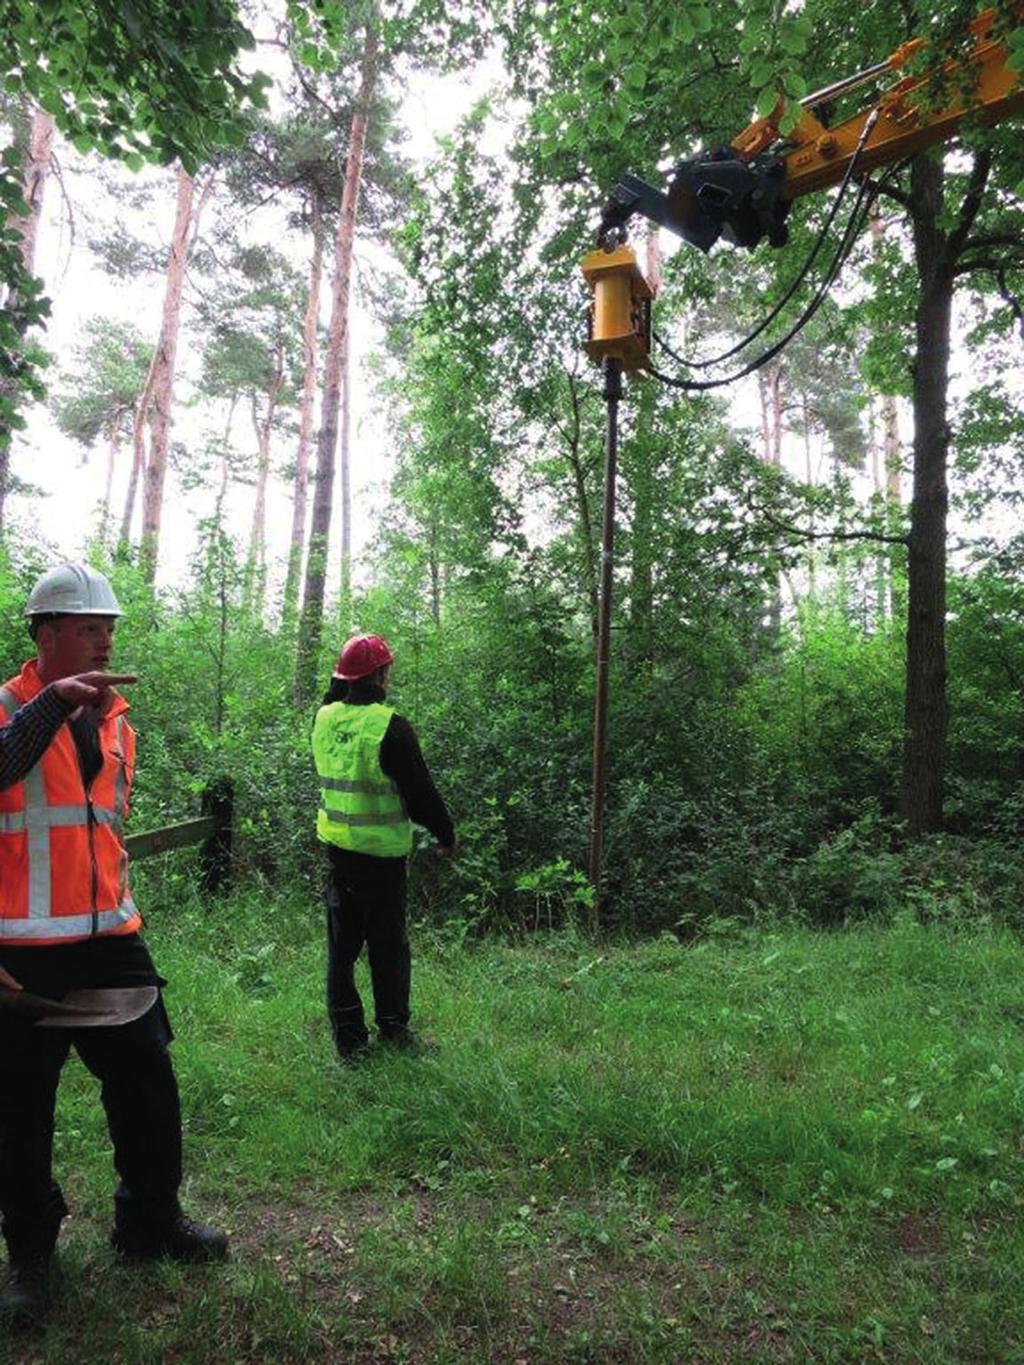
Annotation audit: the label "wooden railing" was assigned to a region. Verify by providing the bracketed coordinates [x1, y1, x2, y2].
[124, 776, 234, 892]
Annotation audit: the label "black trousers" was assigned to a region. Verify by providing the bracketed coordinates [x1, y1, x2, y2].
[325, 847, 411, 1054]
[0, 936, 182, 1254]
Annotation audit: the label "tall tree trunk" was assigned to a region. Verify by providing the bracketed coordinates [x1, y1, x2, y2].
[120, 345, 161, 555]
[296, 8, 379, 701]
[561, 370, 599, 640]
[869, 202, 903, 623]
[100, 424, 120, 546]
[246, 351, 284, 611]
[627, 386, 655, 665]
[9, 109, 54, 277]
[756, 363, 784, 633]
[428, 520, 441, 627]
[284, 192, 325, 623]
[214, 394, 239, 527]
[803, 398, 817, 600]
[338, 315, 352, 624]
[899, 155, 957, 835]
[644, 222, 662, 298]
[139, 165, 207, 581]
[0, 108, 56, 533]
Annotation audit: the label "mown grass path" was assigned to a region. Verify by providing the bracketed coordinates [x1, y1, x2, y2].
[4, 898, 1023, 1363]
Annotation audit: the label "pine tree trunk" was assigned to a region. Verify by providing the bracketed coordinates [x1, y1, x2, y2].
[284, 193, 325, 622]
[139, 165, 206, 581]
[296, 9, 378, 701]
[247, 351, 284, 611]
[0, 108, 55, 533]
[214, 394, 238, 527]
[10, 109, 54, 276]
[900, 155, 956, 836]
[101, 425, 119, 546]
[121, 345, 160, 555]
[339, 315, 352, 622]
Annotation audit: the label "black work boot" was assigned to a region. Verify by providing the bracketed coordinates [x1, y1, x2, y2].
[0, 1250, 52, 1325]
[0, 1216, 61, 1328]
[112, 1211, 229, 1263]
[379, 1026, 430, 1055]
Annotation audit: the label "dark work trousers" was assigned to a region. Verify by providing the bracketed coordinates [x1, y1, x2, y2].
[0, 936, 183, 1255]
[325, 846, 411, 1055]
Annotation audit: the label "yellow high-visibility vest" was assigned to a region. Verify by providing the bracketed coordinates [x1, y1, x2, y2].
[312, 702, 412, 857]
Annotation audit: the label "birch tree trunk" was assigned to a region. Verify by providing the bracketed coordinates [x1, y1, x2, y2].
[284, 193, 325, 623]
[296, 7, 379, 700]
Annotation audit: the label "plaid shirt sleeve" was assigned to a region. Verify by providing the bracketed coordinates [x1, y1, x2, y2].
[0, 685, 71, 792]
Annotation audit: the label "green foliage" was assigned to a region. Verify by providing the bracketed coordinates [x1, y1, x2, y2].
[51, 315, 152, 448]
[0, 0, 271, 438]
[2, 0, 267, 170]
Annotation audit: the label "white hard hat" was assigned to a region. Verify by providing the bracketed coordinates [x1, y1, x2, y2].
[25, 563, 123, 618]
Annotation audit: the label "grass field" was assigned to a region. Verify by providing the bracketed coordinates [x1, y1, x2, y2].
[3, 886, 1024, 1363]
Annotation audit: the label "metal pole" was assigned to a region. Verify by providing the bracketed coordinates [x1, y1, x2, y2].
[588, 355, 623, 917]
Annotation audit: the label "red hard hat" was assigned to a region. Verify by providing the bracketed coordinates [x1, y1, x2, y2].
[333, 633, 395, 681]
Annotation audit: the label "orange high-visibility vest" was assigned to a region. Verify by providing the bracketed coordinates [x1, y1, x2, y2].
[0, 660, 140, 945]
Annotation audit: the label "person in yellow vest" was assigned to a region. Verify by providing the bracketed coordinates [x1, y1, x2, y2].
[0, 564, 227, 1328]
[312, 633, 455, 1059]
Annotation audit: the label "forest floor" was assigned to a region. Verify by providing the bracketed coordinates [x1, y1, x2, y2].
[2, 890, 1023, 1363]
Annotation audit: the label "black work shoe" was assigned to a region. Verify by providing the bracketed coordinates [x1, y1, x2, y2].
[0, 1254, 52, 1326]
[336, 1041, 373, 1066]
[112, 1214, 229, 1263]
[380, 1029, 432, 1055]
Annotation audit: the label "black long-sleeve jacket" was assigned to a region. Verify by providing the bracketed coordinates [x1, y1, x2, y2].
[320, 679, 455, 848]
[0, 685, 74, 792]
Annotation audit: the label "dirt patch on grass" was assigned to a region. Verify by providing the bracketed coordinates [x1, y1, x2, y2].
[0, 1192, 1007, 1364]
[896, 1211, 946, 1259]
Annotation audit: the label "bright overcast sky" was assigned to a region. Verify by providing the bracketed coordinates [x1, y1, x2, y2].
[10, 58, 503, 602]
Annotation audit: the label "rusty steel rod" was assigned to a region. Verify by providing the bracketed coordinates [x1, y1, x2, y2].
[587, 355, 623, 917]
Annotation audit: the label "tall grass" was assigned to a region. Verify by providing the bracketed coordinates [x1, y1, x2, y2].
[6, 888, 1024, 1362]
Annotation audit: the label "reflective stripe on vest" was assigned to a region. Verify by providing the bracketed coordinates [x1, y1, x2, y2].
[312, 702, 412, 856]
[0, 900, 140, 940]
[0, 670, 140, 942]
[321, 807, 409, 827]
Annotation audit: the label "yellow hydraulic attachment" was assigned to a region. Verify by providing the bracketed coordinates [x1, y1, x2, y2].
[581, 244, 653, 372]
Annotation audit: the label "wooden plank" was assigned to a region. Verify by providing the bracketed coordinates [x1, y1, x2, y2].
[125, 816, 219, 861]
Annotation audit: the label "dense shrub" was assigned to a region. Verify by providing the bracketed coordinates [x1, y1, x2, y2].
[0, 536, 1020, 936]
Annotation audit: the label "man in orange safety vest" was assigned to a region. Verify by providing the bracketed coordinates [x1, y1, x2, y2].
[0, 564, 228, 1328]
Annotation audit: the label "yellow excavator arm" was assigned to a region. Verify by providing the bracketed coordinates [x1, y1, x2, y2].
[738, 6, 1024, 201]
[585, 6, 1024, 370]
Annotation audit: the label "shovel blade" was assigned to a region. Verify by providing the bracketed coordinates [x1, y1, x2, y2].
[36, 986, 159, 1027]
[0, 985, 159, 1027]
